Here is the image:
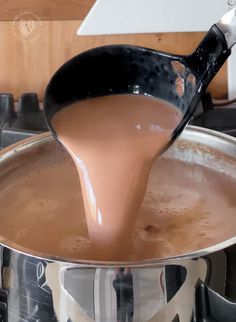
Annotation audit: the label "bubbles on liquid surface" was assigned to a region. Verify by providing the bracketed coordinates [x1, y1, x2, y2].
[137, 225, 161, 242]
[60, 235, 90, 253]
[1, 141, 236, 261]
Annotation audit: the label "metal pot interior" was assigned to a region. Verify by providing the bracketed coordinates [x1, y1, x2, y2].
[0, 125, 236, 266]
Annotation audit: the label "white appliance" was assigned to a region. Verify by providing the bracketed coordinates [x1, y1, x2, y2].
[77, 0, 236, 99]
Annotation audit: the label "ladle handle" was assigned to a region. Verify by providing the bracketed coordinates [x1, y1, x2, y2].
[186, 24, 230, 92]
[185, 9, 236, 92]
[216, 7, 236, 49]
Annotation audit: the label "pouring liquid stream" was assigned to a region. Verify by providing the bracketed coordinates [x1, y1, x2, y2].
[52, 94, 182, 260]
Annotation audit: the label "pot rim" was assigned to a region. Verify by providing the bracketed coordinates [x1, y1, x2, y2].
[0, 125, 236, 267]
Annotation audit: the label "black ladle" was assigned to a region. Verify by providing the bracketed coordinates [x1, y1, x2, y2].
[44, 8, 236, 147]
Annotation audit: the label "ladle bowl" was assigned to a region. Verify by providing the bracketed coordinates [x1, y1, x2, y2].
[44, 8, 236, 148]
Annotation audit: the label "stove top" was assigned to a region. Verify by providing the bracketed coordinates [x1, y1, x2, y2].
[190, 92, 236, 137]
[0, 92, 236, 150]
[0, 93, 48, 149]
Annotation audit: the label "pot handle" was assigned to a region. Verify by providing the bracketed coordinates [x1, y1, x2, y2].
[216, 8, 236, 49]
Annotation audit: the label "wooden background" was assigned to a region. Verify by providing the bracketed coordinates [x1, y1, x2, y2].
[0, 1, 228, 100]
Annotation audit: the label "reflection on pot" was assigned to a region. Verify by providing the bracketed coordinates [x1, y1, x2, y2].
[0, 246, 233, 322]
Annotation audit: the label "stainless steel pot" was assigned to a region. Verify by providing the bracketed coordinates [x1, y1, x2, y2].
[0, 126, 236, 322]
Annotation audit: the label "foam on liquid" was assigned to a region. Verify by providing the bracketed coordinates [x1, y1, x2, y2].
[0, 143, 236, 261]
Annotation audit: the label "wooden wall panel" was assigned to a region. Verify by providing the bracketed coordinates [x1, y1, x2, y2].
[0, 20, 227, 101]
[0, 0, 95, 20]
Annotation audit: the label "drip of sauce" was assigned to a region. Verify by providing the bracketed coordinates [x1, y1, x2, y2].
[51, 94, 182, 258]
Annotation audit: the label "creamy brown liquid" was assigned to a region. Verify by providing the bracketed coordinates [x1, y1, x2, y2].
[51, 94, 182, 258]
[0, 141, 236, 261]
